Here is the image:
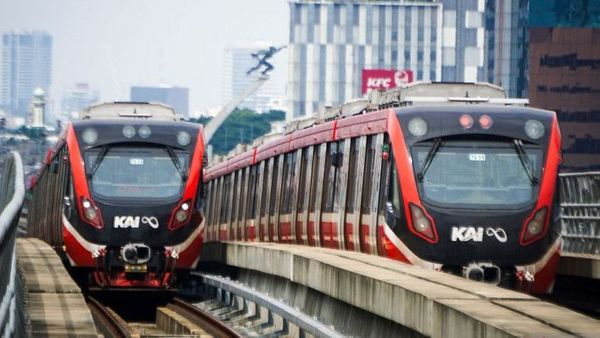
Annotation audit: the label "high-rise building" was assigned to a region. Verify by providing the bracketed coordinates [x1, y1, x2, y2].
[288, 1, 443, 120]
[287, 0, 498, 121]
[528, 0, 600, 171]
[130, 85, 189, 117]
[222, 43, 286, 113]
[1, 31, 53, 117]
[483, 0, 529, 98]
[61, 83, 100, 119]
[441, 0, 487, 83]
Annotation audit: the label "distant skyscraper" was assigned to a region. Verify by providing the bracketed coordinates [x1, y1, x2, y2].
[483, 0, 529, 98]
[130, 85, 189, 116]
[287, 0, 444, 120]
[1, 31, 53, 117]
[528, 0, 600, 171]
[222, 43, 286, 113]
[440, 0, 487, 83]
[61, 83, 100, 119]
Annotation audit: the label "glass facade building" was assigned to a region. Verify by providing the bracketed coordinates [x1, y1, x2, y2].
[483, 0, 529, 98]
[288, 0, 443, 120]
[1, 31, 53, 117]
[528, 0, 600, 171]
[287, 0, 494, 120]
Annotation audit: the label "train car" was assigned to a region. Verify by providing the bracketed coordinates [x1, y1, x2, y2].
[27, 102, 205, 289]
[203, 82, 562, 293]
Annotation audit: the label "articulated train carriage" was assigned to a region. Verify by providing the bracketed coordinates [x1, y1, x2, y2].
[27, 102, 205, 289]
[203, 82, 561, 293]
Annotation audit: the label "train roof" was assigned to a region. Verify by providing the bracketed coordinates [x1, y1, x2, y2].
[79, 102, 184, 121]
[396, 103, 555, 118]
[205, 82, 552, 181]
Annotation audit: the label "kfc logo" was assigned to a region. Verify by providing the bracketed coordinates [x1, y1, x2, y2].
[361, 69, 413, 94]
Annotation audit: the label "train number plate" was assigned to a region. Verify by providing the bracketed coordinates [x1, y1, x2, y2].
[468, 153, 486, 161]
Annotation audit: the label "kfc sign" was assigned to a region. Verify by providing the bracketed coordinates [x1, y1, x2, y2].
[361, 69, 413, 94]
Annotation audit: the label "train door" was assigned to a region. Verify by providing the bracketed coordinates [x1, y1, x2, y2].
[308, 144, 326, 247]
[344, 137, 364, 251]
[296, 146, 313, 246]
[321, 141, 344, 249]
[360, 133, 384, 255]
[279, 152, 296, 243]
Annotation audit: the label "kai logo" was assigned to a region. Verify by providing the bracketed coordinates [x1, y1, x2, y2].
[451, 227, 507, 243]
[114, 216, 159, 229]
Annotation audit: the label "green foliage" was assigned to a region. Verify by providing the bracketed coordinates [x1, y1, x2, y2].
[189, 109, 285, 155]
[15, 126, 46, 140]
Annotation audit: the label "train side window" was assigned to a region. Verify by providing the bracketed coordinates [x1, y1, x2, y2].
[309, 146, 321, 212]
[246, 165, 256, 220]
[195, 171, 204, 209]
[345, 138, 358, 213]
[297, 148, 308, 212]
[220, 175, 229, 224]
[230, 173, 238, 224]
[322, 143, 337, 213]
[332, 140, 345, 213]
[238, 169, 246, 221]
[260, 161, 269, 218]
[362, 136, 375, 211]
[390, 157, 402, 211]
[281, 152, 296, 215]
[378, 136, 391, 215]
[269, 156, 280, 216]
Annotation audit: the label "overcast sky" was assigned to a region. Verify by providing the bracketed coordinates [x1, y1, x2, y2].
[0, 0, 289, 114]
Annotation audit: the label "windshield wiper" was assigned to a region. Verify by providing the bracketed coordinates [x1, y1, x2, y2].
[513, 139, 538, 186]
[166, 146, 187, 181]
[416, 138, 442, 182]
[87, 146, 108, 178]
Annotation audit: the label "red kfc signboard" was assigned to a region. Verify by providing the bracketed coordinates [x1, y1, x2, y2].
[361, 69, 413, 94]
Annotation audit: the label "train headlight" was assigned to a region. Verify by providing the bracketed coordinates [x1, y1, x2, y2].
[523, 207, 547, 243]
[169, 200, 192, 230]
[479, 115, 493, 129]
[123, 125, 136, 138]
[524, 120, 545, 140]
[459, 114, 474, 129]
[176, 210, 187, 222]
[138, 126, 151, 139]
[177, 131, 191, 146]
[82, 128, 98, 145]
[81, 198, 103, 228]
[409, 203, 436, 241]
[408, 118, 427, 137]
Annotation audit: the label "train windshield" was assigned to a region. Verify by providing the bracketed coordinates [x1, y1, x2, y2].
[411, 139, 543, 207]
[84, 145, 189, 200]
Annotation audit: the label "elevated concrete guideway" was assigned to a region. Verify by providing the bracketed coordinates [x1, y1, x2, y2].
[201, 241, 600, 338]
[559, 253, 600, 280]
[16, 238, 97, 337]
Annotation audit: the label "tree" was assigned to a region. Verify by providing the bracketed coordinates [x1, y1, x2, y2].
[188, 109, 286, 155]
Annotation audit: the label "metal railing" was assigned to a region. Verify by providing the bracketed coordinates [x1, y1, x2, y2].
[0, 151, 26, 337]
[559, 172, 600, 255]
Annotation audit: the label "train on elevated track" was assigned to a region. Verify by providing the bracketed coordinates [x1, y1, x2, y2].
[27, 102, 205, 289]
[203, 82, 562, 293]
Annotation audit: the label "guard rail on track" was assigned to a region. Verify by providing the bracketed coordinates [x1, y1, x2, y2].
[0, 151, 25, 337]
[559, 172, 600, 255]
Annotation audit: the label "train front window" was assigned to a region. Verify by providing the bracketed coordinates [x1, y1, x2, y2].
[84, 145, 189, 200]
[411, 139, 543, 207]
